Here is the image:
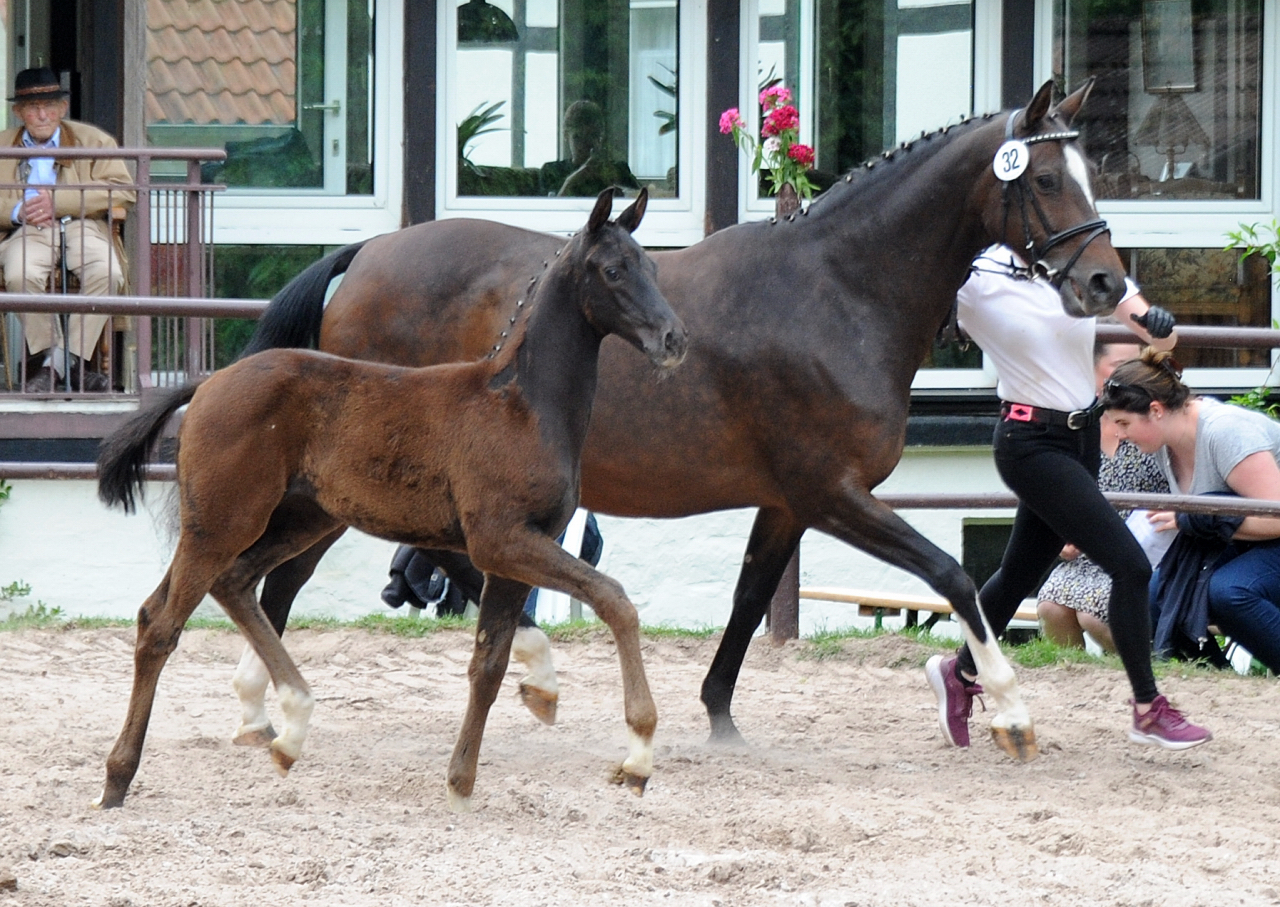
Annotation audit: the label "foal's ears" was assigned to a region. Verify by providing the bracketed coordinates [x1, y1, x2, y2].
[588, 188, 616, 233]
[587, 187, 649, 234]
[614, 187, 648, 234]
[1020, 77, 1094, 133]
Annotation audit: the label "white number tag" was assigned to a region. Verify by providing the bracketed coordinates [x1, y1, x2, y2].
[993, 140, 1030, 181]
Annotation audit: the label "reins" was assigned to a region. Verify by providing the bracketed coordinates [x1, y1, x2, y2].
[999, 109, 1109, 289]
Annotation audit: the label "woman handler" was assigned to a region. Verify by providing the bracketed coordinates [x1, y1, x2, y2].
[925, 245, 1212, 751]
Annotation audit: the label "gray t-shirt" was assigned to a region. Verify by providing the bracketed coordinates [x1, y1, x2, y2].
[1156, 398, 1280, 494]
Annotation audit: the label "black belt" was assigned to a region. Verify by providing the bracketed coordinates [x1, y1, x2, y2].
[1001, 401, 1101, 430]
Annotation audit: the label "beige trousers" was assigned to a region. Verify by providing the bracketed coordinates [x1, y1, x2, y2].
[2, 218, 124, 361]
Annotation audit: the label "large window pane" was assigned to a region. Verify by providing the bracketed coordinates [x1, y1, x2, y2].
[455, 0, 678, 198]
[1119, 247, 1272, 368]
[146, 0, 375, 195]
[1054, 0, 1262, 200]
[748, 0, 973, 195]
[813, 0, 973, 176]
[753, 0, 977, 368]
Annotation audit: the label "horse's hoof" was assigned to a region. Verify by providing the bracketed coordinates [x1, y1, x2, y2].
[446, 785, 473, 814]
[91, 789, 122, 810]
[707, 723, 748, 748]
[232, 724, 277, 748]
[610, 766, 649, 797]
[518, 683, 558, 725]
[269, 743, 297, 777]
[991, 725, 1039, 762]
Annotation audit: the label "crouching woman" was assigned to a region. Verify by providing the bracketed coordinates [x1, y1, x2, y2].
[1101, 349, 1280, 673]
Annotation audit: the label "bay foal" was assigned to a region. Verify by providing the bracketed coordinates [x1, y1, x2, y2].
[95, 189, 687, 811]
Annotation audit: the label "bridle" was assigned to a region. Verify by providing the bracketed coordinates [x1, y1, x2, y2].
[1000, 109, 1110, 289]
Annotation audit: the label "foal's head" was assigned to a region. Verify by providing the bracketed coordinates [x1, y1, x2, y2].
[983, 79, 1127, 318]
[563, 188, 688, 370]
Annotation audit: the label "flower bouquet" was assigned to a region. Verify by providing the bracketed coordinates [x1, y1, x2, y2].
[719, 85, 817, 200]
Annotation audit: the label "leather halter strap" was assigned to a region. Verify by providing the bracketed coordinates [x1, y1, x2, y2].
[1001, 109, 1109, 289]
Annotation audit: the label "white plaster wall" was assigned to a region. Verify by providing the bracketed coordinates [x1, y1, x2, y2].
[1, 446, 1011, 635]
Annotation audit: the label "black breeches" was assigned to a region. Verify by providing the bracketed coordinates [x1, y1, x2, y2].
[958, 418, 1158, 703]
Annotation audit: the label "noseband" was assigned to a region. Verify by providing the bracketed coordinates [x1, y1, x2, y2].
[1000, 110, 1110, 289]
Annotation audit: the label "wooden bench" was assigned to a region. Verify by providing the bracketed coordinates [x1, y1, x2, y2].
[798, 586, 1039, 630]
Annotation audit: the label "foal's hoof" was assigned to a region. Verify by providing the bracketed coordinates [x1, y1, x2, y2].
[610, 767, 649, 797]
[991, 725, 1039, 762]
[92, 789, 123, 810]
[518, 682, 558, 726]
[232, 724, 277, 748]
[269, 743, 297, 777]
[445, 785, 473, 814]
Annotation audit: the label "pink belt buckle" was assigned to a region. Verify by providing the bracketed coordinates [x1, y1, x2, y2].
[1006, 403, 1034, 422]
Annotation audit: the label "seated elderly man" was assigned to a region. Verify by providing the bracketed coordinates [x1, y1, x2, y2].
[0, 68, 135, 392]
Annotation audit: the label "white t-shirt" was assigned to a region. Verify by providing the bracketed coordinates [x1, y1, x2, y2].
[957, 246, 1139, 412]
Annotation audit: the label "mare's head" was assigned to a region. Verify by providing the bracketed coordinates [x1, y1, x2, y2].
[567, 188, 688, 370]
[982, 79, 1126, 318]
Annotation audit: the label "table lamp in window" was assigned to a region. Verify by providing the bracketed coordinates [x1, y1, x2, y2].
[1133, 92, 1208, 181]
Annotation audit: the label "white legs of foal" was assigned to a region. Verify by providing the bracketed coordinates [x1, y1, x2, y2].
[231, 625, 560, 747]
[228, 643, 313, 770]
[269, 683, 315, 774]
[510, 624, 559, 724]
[959, 614, 1038, 761]
[232, 645, 276, 746]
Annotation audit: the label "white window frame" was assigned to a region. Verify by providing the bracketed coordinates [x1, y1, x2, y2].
[731, 0, 1001, 392]
[435, 0, 709, 248]
[1035, 0, 1279, 391]
[738, 0, 816, 219]
[208, 0, 406, 246]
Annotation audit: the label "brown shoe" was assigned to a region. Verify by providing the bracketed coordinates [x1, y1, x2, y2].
[23, 366, 56, 392]
[80, 371, 110, 393]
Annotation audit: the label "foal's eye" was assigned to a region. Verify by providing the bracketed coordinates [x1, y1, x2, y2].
[604, 267, 621, 280]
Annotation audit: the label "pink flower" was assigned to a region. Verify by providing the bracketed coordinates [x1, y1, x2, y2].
[758, 85, 792, 111]
[761, 105, 799, 137]
[718, 108, 744, 135]
[787, 143, 815, 167]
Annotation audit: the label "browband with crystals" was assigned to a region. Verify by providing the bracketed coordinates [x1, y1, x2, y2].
[1004, 109, 1079, 144]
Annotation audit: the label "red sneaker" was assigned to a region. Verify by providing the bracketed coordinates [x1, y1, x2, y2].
[1129, 695, 1213, 750]
[926, 654, 984, 747]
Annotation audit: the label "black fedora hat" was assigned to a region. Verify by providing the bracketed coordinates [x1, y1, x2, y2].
[9, 68, 69, 103]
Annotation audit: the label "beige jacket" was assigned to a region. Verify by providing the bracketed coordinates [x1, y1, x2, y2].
[0, 118, 136, 229]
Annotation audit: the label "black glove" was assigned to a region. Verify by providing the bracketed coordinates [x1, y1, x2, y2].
[1131, 305, 1177, 339]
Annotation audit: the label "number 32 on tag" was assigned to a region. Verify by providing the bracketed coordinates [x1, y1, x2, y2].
[993, 140, 1030, 181]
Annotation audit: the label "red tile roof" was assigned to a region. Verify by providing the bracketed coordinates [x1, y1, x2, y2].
[147, 0, 298, 126]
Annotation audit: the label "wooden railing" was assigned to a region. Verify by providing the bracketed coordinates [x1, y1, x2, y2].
[0, 146, 226, 398]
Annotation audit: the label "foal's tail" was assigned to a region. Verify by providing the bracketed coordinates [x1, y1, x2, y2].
[97, 383, 201, 514]
[237, 240, 370, 357]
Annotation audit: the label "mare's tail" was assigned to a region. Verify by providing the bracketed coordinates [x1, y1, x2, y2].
[238, 240, 370, 357]
[97, 383, 201, 514]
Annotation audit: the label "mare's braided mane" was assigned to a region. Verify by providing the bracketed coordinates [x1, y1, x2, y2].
[768, 112, 1003, 225]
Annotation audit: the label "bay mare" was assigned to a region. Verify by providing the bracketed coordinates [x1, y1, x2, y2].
[95, 190, 688, 811]
[235, 80, 1125, 760]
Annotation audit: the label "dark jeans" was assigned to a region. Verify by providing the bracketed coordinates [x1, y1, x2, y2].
[958, 416, 1159, 702]
[1207, 539, 1280, 672]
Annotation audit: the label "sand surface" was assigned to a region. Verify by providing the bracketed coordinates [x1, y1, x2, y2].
[2, 626, 1277, 906]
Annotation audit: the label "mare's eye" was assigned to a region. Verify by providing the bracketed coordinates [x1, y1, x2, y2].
[1035, 173, 1060, 192]
[605, 267, 621, 280]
